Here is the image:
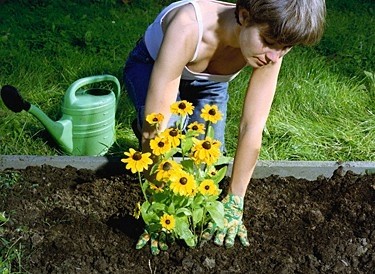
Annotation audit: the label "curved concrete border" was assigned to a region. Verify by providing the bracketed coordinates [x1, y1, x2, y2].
[1, 155, 374, 180]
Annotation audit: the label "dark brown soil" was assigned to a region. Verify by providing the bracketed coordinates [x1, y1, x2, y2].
[1, 164, 374, 273]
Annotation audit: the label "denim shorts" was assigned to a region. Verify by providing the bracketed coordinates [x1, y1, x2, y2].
[123, 38, 229, 150]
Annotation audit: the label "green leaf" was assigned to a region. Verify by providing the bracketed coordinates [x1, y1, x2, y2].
[181, 137, 194, 154]
[176, 208, 192, 217]
[206, 123, 214, 139]
[148, 222, 162, 233]
[192, 195, 205, 208]
[210, 165, 228, 184]
[215, 156, 232, 166]
[153, 192, 169, 203]
[180, 159, 195, 173]
[173, 195, 191, 208]
[141, 180, 149, 194]
[141, 201, 151, 213]
[150, 202, 166, 212]
[149, 162, 160, 176]
[184, 236, 197, 247]
[141, 201, 159, 224]
[174, 217, 195, 242]
[167, 202, 175, 214]
[206, 201, 224, 228]
[0, 212, 8, 223]
[192, 207, 203, 225]
[164, 147, 179, 159]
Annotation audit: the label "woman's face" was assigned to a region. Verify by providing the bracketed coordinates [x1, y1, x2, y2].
[239, 24, 292, 68]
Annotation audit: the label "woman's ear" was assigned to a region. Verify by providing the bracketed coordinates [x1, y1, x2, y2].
[238, 8, 250, 26]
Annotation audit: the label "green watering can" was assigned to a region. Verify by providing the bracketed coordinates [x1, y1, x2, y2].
[1, 75, 121, 156]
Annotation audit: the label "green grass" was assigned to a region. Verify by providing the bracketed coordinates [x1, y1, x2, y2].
[0, 0, 374, 160]
[0, 171, 23, 274]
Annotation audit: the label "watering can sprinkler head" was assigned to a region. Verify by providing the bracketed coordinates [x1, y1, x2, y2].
[1, 84, 73, 153]
[1, 85, 31, 113]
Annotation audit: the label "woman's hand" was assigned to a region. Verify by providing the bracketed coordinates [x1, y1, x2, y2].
[201, 193, 250, 248]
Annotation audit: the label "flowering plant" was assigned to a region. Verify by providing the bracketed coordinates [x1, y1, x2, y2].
[122, 101, 230, 249]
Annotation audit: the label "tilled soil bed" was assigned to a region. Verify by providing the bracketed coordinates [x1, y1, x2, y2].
[1, 164, 374, 273]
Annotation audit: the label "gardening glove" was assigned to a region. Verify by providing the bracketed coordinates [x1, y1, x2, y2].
[136, 229, 173, 255]
[202, 194, 250, 248]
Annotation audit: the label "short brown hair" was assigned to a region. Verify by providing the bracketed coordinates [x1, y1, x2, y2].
[235, 0, 326, 46]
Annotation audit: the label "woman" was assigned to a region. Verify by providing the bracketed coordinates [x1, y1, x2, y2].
[124, 0, 326, 255]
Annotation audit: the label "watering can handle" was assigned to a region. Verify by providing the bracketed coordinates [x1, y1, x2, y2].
[65, 74, 121, 106]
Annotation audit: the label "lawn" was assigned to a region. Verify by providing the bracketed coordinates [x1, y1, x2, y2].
[0, 0, 374, 160]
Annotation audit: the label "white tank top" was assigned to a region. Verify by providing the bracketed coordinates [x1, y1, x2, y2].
[144, 0, 240, 82]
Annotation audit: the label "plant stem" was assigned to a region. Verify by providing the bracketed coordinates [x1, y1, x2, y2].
[199, 207, 207, 243]
[138, 172, 148, 202]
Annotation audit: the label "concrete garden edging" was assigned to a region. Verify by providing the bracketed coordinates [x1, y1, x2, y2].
[1, 155, 374, 180]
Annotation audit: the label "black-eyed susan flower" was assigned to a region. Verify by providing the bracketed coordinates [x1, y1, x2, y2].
[146, 113, 164, 126]
[149, 135, 172, 156]
[121, 148, 153, 173]
[207, 167, 218, 177]
[198, 179, 219, 196]
[170, 100, 194, 116]
[191, 137, 221, 165]
[200, 104, 222, 124]
[156, 160, 182, 181]
[161, 127, 184, 148]
[160, 213, 175, 231]
[169, 170, 196, 196]
[187, 121, 205, 135]
[150, 183, 164, 193]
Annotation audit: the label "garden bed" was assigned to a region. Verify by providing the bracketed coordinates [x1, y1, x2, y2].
[1, 157, 374, 273]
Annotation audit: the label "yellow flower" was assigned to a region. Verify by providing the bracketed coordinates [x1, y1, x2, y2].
[133, 202, 141, 219]
[200, 104, 222, 124]
[170, 100, 194, 116]
[156, 160, 182, 181]
[160, 213, 175, 231]
[149, 135, 171, 156]
[169, 170, 196, 196]
[146, 113, 164, 126]
[121, 148, 153, 173]
[207, 167, 218, 177]
[187, 122, 205, 135]
[188, 187, 197, 197]
[161, 127, 183, 148]
[198, 179, 219, 196]
[191, 137, 221, 165]
[150, 183, 164, 193]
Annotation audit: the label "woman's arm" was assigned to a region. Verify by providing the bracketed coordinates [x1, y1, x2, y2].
[229, 58, 283, 197]
[142, 6, 199, 147]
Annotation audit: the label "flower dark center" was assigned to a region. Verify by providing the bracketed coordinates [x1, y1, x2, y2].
[180, 177, 187, 185]
[178, 102, 186, 109]
[158, 141, 165, 148]
[204, 185, 210, 190]
[165, 219, 170, 224]
[202, 141, 211, 149]
[192, 125, 198, 130]
[208, 109, 216, 116]
[133, 152, 142, 160]
[163, 162, 172, 171]
[170, 129, 178, 137]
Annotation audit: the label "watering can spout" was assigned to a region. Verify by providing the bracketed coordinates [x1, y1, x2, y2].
[28, 104, 74, 153]
[1, 74, 120, 156]
[0, 85, 74, 154]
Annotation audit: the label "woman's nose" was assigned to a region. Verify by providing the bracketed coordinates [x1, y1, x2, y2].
[266, 47, 291, 63]
[265, 49, 282, 63]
